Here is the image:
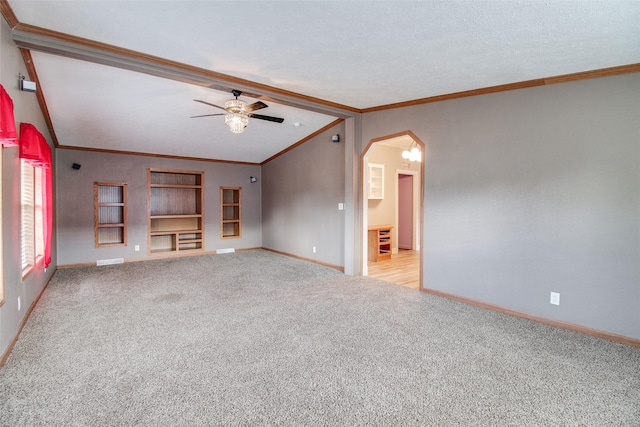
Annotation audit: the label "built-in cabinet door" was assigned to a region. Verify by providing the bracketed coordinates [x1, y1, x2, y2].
[368, 163, 384, 199]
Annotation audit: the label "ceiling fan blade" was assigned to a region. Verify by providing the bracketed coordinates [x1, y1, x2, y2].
[194, 99, 227, 111]
[190, 113, 224, 118]
[245, 101, 268, 112]
[248, 113, 284, 123]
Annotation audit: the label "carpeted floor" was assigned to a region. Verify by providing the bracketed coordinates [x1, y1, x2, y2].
[1, 250, 639, 426]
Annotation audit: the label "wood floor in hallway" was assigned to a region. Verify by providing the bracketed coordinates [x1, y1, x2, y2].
[367, 249, 420, 290]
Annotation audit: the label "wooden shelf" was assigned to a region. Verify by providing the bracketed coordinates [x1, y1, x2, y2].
[150, 214, 202, 219]
[94, 182, 127, 247]
[150, 229, 201, 236]
[149, 184, 201, 189]
[368, 224, 393, 262]
[148, 169, 204, 255]
[220, 187, 241, 239]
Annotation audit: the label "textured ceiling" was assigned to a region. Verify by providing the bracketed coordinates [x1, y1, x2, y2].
[5, 0, 639, 163]
[29, 52, 336, 164]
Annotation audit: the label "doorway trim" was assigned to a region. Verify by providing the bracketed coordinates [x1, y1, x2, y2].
[360, 130, 425, 289]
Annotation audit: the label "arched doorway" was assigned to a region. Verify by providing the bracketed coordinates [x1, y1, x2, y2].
[360, 131, 424, 290]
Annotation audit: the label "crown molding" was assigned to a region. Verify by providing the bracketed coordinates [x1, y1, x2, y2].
[261, 118, 345, 165]
[57, 145, 262, 166]
[0, 0, 18, 28]
[19, 48, 59, 146]
[362, 63, 640, 113]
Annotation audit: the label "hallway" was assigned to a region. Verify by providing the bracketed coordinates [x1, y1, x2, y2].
[367, 249, 420, 290]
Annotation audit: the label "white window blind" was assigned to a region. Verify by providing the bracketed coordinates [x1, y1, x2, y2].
[21, 160, 35, 272]
[35, 167, 44, 258]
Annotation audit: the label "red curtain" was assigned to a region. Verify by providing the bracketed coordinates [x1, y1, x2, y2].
[0, 84, 19, 147]
[19, 123, 53, 268]
[19, 123, 51, 168]
[42, 148, 53, 268]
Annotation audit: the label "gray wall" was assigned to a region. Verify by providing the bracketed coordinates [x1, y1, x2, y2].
[56, 149, 262, 265]
[361, 74, 640, 339]
[1, 17, 57, 357]
[262, 122, 346, 268]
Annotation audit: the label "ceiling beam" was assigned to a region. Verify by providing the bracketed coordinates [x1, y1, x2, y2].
[10, 23, 358, 119]
[20, 48, 59, 146]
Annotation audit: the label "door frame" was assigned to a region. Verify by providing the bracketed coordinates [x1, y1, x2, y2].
[395, 169, 420, 251]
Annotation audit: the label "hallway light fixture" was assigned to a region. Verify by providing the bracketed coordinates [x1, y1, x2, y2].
[401, 141, 421, 162]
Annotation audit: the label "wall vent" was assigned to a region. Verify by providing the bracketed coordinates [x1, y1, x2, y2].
[96, 258, 125, 266]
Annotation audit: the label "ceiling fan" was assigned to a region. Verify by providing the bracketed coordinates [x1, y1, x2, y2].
[191, 90, 284, 134]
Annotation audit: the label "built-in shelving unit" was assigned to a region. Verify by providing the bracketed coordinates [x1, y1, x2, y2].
[148, 168, 204, 255]
[368, 163, 384, 199]
[94, 182, 127, 247]
[368, 224, 393, 262]
[220, 186, 241, 239]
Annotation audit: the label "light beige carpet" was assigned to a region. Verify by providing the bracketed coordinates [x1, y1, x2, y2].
[1, 250, 638, 426]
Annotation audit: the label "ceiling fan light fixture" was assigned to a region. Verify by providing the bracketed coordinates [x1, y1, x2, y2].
[192, 90, 283, 133]
[225, 112, 249, 134]
[224, 98, 247, 113]
[224, 97, 249, 133]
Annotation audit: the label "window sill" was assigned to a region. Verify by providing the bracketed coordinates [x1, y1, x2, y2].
[21, 265, 34, 280]
[21, 256, 44, 280]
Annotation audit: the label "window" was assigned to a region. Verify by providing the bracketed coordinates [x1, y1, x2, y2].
[21, 160, 44, 276]
[18, 123, 52, 271]
[20, 161, 34, 271]
[0, 151, 3, 306]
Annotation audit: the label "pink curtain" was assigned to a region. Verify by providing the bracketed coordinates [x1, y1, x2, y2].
[19, 123, 53, 268]
[0, 84, 19, 147]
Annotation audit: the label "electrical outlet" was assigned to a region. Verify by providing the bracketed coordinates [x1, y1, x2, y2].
[135, 245, 140, 252]
[550, 292, 560, 306]
[338, 203, 344, 211]
[313, 246, 316, 253]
